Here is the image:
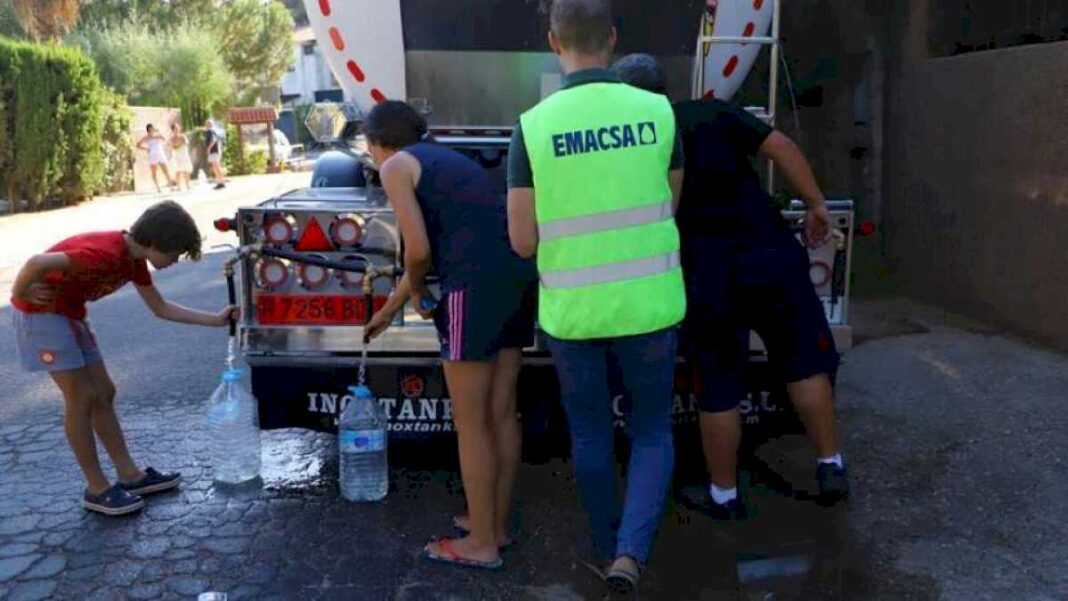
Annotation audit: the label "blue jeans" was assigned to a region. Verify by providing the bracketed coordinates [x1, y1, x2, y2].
[547, 328, 677, 564]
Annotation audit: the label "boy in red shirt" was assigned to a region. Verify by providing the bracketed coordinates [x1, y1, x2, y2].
[10, 201, 236, 516]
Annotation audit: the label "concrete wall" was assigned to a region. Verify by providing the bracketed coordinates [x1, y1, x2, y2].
[759, 0, 1068, 348]
[732, 0, 887, 221]
[882, 2, 1068, 348]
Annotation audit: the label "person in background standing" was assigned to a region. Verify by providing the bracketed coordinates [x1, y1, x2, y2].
[169, 123, 193, 191]
[201, 119, 226, 190]
[136, 124, 176, 194]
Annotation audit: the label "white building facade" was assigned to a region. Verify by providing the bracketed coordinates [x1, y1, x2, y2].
[280, 27, 350, 105]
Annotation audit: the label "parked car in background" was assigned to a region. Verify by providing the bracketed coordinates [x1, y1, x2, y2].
[269, 129, 294, 163]
[245, 128, 299, 165]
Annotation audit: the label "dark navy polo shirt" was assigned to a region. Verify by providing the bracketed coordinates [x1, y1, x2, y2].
[672, 98, 787, 242]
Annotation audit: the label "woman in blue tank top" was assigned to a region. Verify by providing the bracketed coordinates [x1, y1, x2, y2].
[363, 101, 536, 571]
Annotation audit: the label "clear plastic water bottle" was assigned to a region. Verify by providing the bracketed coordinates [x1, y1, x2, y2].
[207, 368, 262, 484]
[338, 384, 388, 501]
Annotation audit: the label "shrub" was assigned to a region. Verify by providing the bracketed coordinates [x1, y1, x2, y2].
[0, 38, 105, 209]
[99, 87, 132, 193]
[247, 149, 268, 175]
[221, 123, 266, 176]
[221, 122, 243, 174]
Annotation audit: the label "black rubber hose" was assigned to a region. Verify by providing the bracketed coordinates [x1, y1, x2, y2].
[259, 247, 372, 273]
[226, 270, 237, 337]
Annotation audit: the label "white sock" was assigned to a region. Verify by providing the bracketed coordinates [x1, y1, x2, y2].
[708, 483, 737, 505]
[818, 454, 844, 469]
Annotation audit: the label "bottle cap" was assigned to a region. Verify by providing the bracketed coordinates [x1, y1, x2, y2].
[348, 384, 372, 398]
[221, 368, 244, 382]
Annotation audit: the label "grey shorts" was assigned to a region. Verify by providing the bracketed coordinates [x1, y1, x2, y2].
[13, 310, 103, 372]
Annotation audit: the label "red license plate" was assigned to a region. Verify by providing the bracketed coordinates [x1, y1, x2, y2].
[255, 295, 388, 325]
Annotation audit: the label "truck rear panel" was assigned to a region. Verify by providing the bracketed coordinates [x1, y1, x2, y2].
[230, 180, 854, 447]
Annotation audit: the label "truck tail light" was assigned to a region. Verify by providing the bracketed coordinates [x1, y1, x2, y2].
[298, 255, 331, 289]
[331, 217, 363, 247]
[258, 258, 290, 290]
[339, 255, 365, 289]
[809, 261, 832, 287]
[264, 216, 295, 245]
[214, 217, 236, 232]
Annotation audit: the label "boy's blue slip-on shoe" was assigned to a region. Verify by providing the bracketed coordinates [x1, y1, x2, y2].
[119, 468, 182, 496]
[83, 485, 145, 516]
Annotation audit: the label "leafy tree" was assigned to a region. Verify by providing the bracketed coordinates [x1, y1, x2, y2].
[73, 19, 232, 125]
[280, 0, 306, 26]
[153, 22, 234, 125]
[213, 0, 294, 105]
[11, 0, 79, 41]
[0, 0, 25, 38]
[79, 0, 216, 29]
[71, 17, 156, 100]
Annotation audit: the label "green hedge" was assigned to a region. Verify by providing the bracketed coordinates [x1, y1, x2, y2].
[221, 123, 269, 176]
[246, 150, 269, 175]
[0, 38, 105, 210]
[99, 87, 133, 193]
[221, 122, 242, 174]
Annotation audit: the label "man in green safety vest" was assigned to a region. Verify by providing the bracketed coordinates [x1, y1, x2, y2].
[506, 0, 685, 594]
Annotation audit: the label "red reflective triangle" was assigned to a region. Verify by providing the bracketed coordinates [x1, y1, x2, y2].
[295, 217, 334, 252]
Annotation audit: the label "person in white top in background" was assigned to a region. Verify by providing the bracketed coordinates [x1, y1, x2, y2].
[136, 124, 176, 194]
[169, 123, 193, 191]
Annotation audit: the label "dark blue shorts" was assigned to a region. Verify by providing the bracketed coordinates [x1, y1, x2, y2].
[680, 234, 839, 413]
[434, 275, 537, 362]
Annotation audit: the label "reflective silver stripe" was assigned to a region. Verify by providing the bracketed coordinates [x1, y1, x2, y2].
[541, 251, 681, 289]
[538, 201, 673, 242]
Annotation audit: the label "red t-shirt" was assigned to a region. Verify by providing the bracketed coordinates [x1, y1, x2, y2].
[12, 231, 153, 320]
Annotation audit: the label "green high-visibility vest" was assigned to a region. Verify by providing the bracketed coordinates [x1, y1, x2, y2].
[521, 81, 686, 340]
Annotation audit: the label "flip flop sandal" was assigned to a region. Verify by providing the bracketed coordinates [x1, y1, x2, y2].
[577, 557, 607, 581]
[422, 537, 504, 572]
[451, 516, 516, 549]
[605, 558, 641, 597]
